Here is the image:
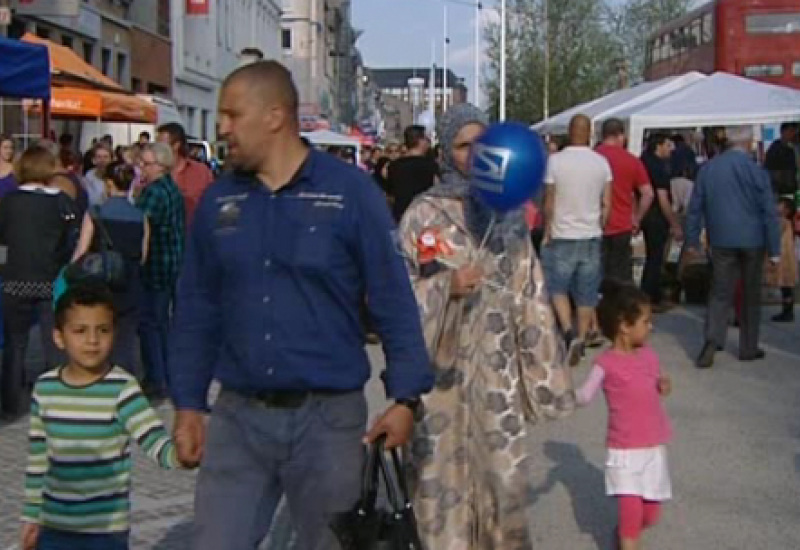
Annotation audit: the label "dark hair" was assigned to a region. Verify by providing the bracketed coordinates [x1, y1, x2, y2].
[139, 131, 151, 141]
[404, 125, 427, 150]
[671, 134, 685, 145]
[157, 122, 188, 151]
[59, 148, 80, 170]
[58, 133, 74, 147]
[646, 133, 670, 154]
[55, 282, 116, 329]
[778, 197, 795, 220]
[601, 118, 625, 139]
[103, 160, 137, 192]
[597, 282, 650, 340]
[780, 122, 797, 134]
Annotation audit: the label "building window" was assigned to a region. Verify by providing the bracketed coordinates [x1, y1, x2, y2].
[702, 12, 713, 44]
[793, 62, 800, 77]
[61, 35, 73, 50]
[101, 48, 111, 76]
[282, 28, 292, 50]
[132, 78, 141, 92]
[116, 52, 127, 85]
[36, 27, 50, 40]
[83, 42, 94, 64]
[743, 64, 784, 77]
[746, 13, 800, 34]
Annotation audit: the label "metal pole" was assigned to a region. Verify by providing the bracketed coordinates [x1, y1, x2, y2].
[543, 0, 549, 119]
[499, 0, 506, 120]
[443, 5, 448, 112]
[429, 41, 436, 138]
[474, 2, 481, 107]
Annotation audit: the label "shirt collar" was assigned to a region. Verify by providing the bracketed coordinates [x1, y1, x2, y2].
[233, 145, 316, 193]
[19, 183, 60, 195]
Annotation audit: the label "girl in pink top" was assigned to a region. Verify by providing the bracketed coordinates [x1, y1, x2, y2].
[576, 282, 672, 550]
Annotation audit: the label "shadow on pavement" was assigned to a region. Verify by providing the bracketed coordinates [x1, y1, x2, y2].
[533, 441, 616, 550]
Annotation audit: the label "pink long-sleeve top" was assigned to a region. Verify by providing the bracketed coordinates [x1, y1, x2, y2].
[577, 346, 672, 449]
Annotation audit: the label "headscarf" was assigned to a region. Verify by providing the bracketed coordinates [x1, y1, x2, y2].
[428, 103, 524, 242]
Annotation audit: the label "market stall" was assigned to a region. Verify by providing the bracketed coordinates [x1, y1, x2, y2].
[0, 35, 51, 137]
[533, 72, 706, 137]
[606, 72, 800, 155]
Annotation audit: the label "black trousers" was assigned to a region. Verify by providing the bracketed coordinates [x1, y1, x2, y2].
[641, 221, 669, 304]
[1, 295, 62, 415]
[602, 231, 633, 285]
[706, 247, 765, 356]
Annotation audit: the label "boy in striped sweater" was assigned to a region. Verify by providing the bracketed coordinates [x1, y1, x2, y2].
[21, 282, 181, 550]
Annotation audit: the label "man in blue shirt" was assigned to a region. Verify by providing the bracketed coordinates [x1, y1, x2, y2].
[686, 126, 781, 369]
[169, 61, 434, 549]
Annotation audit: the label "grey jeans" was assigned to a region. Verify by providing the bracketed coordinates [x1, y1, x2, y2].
[193, 389, 367, 550]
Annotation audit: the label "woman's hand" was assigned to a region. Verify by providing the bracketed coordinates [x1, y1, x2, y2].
[21, 523, 39, 550]
[450, 265, 483, 297]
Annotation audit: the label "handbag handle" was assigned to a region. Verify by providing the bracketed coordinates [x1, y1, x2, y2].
[88, 206, 116, 251]
[359, 435, 384, 513]
[375, 440, 413, 515]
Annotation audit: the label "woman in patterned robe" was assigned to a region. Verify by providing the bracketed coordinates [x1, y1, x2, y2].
[399, 104, 575, 549]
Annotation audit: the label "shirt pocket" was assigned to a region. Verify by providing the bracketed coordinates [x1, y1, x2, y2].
[276, 199, 342, 271]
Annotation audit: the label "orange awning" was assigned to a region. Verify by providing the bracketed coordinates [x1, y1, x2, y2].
[22, 33, 123, 91]
[29, 87, 156, 123]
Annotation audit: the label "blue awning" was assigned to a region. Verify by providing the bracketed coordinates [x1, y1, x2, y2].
[0, 36, 51, 100]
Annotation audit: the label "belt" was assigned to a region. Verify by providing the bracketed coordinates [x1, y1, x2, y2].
[235, 388, 351, 409]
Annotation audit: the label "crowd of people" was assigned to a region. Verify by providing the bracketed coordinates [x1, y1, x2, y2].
[0, 57, 794, 550]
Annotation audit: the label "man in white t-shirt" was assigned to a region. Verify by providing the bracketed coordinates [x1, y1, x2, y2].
[542, 114, 612, 365]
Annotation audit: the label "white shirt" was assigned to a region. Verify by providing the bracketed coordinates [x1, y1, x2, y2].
[83, 169, 106, 207]
[545, 146, 612, 240]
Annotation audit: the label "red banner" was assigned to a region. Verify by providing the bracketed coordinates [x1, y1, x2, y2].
[186, 0, 209, 15]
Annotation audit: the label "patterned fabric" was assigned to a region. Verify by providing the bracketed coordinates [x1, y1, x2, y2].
[2, 281, 53, 299]
[22, 366, 179, 533]
[399, 195, 575, 550]
[136, 174, 185, 290]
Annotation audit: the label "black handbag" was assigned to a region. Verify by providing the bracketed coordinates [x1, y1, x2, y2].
[330, 437, 424, 550]
[65, 207, 128, 291]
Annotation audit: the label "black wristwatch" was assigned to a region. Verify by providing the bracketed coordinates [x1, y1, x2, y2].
[396, 397, 422, 414]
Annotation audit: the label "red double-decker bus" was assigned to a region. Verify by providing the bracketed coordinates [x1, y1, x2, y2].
[645, 0, 800, 90]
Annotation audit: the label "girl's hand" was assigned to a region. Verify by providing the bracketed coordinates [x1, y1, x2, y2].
[21, 523, 39, 550]
[658, 375, 672, 397]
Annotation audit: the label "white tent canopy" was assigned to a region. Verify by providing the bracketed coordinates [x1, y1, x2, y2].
[533, 72, 706, 135]
[301, 129, 361, 148]
[608, 72, 800, 155]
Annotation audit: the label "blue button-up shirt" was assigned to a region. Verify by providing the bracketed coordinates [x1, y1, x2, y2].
[686, 149, 780, 257]
[169, 149, 434, 410]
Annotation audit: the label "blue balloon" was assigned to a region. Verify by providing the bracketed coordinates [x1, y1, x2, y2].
[470, 122, 547, 212]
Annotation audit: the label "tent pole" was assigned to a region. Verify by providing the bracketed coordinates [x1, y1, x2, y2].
[42, 100, 51, 139]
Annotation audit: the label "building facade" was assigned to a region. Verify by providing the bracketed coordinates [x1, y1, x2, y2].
[370, 67, 468, 141]
[172, 0, 282, 140]
[129, 0, 171, 95]
[281, 0, 361, 129]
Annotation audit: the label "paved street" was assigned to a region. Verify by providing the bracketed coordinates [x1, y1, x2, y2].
[1, 307, 799, 549]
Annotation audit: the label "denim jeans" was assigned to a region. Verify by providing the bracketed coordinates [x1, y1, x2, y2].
[138, 288, 171, 393]
[37, 528, 128, 550]
[193, 389, 367, 550]
[540, 238, 602, 307]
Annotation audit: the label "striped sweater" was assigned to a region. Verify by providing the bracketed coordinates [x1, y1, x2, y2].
[22, 366, 179, 533]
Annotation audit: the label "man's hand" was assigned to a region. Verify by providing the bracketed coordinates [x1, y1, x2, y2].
[658, 375, 672, 397]
[364, 404, 415, 449]
[21, 523, 39, 550]
[173, 410, 206, 468]
[450, 265, 483, 298]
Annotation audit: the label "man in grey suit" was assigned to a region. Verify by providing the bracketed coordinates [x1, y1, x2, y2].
[687, 126, 781, 369]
